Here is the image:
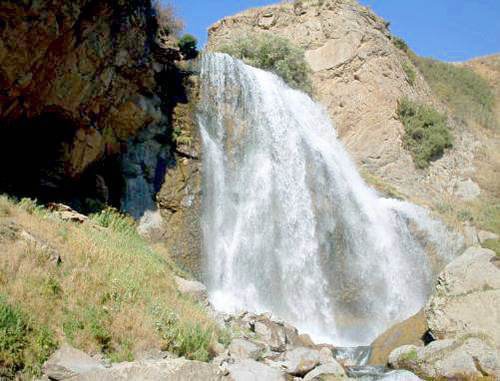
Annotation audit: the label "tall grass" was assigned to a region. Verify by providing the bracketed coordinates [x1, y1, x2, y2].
[0, 198, 222, 377]
[0, 296, 57, 378]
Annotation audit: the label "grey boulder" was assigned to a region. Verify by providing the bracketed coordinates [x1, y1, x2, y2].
[42, 344, 105, 380]
[68, 358, 224, 381]
[282, 347, 321, 376]
[226, 359, 286, 381]
[388, 334, 499, 379]
[425, 247, 500, 349]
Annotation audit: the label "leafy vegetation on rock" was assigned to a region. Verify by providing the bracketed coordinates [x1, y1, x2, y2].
[392, 35, 496, 129]
[178, 34, 199, 60]
[413, 57, 496, 129]
[0, 297, 57, 378]
[217, 33, 313, 94]
[0, 197, 223, 375]
[392, 36, 410, 53]
[397, 98, 453, 169]
[402, 61, 416, 86]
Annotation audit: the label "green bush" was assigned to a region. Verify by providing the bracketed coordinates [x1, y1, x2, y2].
[392, 36, 409, 53]
[218, 33, 312, 94]
[178, 34, 198, 60]
[90, 208, 136, 235]
[397, 98, 453, 168]
[411, 56, 496, 128]
[0, 298, 27, 375]
[154, 309, 214, 362]
[0, 297, 57, 378]
[402, 61, 416, 86]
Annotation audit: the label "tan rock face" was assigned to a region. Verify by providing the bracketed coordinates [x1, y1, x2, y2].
[207, 0, 487, 204]
[425, 247, 500, 349]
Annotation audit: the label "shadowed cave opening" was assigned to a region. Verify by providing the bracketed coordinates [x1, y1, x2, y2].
[0, 112, 124, 213]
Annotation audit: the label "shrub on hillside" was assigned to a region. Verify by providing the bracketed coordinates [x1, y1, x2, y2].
[392, 36, 409, 53]
[402, 61, 416, 86]
[218, 33, 313, 94]
[90, 207, 136, 235]
[0, 297, 57, 378]
[397, 98, 453, 169]
[178, 34, 199, 60]
[412, 56, 496, 129]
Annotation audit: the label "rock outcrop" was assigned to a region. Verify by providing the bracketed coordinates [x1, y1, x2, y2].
[388, 335, 499, 379]
[425, 247, 500, 349]
[387, 246, 500, 378]
[368, 310, 428, 366]
[0, 0, 179, 207]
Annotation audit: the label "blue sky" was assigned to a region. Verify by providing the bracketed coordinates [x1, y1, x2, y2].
[166, 0, 500, 62]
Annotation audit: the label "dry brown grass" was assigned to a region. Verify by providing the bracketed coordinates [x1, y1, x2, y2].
[0, 198, 221, 376]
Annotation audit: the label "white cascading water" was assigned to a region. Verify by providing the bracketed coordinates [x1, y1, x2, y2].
[199, 53, 462, 346]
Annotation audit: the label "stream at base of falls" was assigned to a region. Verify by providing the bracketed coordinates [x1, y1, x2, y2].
[198, 52, 462, 363]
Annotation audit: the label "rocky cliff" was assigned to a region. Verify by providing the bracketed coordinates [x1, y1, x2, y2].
[0, 0, 180, 208]
[207, 0, 499, 215]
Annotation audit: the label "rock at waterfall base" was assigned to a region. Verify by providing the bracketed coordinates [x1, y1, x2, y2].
[388, 335, 499, 379]
[369, 310, 428, 365]
[174, 276, 208, 302]
[67, 358, 224, 380]
[228, 339, 265, 360]
[303, 362, 347, 381]
[225, 359, 286, 381]
[425, 247, 500, 348]
[282, 347, 321, 376]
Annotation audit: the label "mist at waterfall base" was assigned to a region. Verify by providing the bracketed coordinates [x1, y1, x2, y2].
[199, 53, 461, 346]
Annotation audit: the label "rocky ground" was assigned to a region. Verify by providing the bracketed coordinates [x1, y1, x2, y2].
[34, 236, 499, 380]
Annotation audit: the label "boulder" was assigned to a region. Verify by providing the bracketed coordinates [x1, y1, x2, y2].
[173, 276, 208, 302]
[226, 359, 286, 381]
[478, 230, 499, 244]
[425, 247, 500, 348]
[319, 347, 335, 364]
[228, 339, 265, 360]
[388, 335, 499, 379]
[244, 314, 308, 352]
[68, 358, 224, 381]
[368, 310, 428, 365]
[48, 203, 88, 224]
[42, 344, 105, 380]
[303, 362, 346, 381]
[282, 347, 321, 376]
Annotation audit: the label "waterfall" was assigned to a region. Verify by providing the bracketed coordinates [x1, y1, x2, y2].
[198, 53, 462, 346]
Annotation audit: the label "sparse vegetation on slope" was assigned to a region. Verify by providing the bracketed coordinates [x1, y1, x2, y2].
[397, 98, 453, 168]
[0, 296, 57, 379]
[413, 57, 496, 129]
[217, 33, 313, 94]
[0, 198, 223, 378]
[392, 35, 496, 129]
